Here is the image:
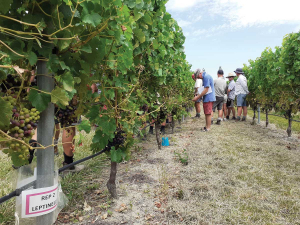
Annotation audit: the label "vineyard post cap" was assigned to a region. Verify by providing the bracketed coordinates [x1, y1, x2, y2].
[226, 72, 236, 78]
[234, 68, 244, 74]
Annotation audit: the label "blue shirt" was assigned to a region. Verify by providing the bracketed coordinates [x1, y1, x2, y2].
[202, 72, 216, 103]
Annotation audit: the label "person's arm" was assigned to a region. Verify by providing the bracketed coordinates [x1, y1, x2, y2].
[192, 87, 209, 101]
[227, 88, 231, 97]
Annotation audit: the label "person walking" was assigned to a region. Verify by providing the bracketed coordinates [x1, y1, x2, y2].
[192, 69, 215, 131]
[192, 70, 203, 118]
[234, 68, 249, 121]
[212, 67, 227, 125]
[226, 72, 236, 120]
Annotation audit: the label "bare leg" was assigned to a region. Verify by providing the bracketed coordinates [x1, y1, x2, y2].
[205, 114, 212, 130]
[243, 106, 247, 117]
[223, 104, 227, 119]
[62, 127, 75, 157]
[237, 107, 242, 117]
[195, 102, 201, 114]
[218, 110, 223, 119]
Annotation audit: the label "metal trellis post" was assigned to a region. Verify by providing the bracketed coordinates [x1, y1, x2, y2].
[36, 61, 55, 224]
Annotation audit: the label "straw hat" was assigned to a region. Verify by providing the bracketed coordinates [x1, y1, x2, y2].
[226, 72, 236, 78]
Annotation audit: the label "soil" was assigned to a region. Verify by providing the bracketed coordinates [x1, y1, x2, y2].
[56, 113, 300, 225]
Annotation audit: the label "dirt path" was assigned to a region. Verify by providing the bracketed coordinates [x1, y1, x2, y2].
[64, 114, 300, 225]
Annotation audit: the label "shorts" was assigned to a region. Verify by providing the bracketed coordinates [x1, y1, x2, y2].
[237, 94, 247, 107]
[227, 99, 235, 108]
[223, 95, 228, 104]
[213, 96, 224, 112]
[203, 102, 213, 115]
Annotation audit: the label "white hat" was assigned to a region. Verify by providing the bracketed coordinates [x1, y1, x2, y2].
[226, 72, 236, 78]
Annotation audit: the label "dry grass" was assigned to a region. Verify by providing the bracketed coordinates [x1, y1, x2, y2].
[1, 113, 300, 225]
[165, 115, 300, 225]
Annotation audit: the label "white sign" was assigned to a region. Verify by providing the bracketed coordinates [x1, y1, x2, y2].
[21, 184, 58, 218]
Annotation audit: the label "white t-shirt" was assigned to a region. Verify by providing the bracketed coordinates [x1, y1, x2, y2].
[194, 79, 202, 89]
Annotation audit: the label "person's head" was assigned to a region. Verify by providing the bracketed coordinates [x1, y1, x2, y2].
[226, 72, 236, 81]
[192, 74, 196, 81]
[195, 69, 203, 79]
[217, 69, 224, 77]
[234, 68, 244, 77]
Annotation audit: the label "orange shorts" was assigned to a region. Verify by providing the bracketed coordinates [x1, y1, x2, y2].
[203, 102, 213, 115]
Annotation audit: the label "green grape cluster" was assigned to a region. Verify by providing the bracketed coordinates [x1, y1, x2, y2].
[2, 96, 40, 166]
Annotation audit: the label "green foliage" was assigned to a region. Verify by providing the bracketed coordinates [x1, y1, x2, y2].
[0, 97, 13, 130]
[245, 32, 300, 117]
[174, 149, 188, 165]
[28, 87, 51, 112]
[0, 0, 194, 166]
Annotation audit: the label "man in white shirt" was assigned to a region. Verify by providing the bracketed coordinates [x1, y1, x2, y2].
[234, 68, 249, 121]
[193, 69, 202, 118]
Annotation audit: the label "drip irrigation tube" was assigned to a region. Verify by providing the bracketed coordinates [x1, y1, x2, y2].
[0, 148, 107, 205]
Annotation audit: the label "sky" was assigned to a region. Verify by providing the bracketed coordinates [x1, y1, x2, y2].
[166, 0, 300, 79]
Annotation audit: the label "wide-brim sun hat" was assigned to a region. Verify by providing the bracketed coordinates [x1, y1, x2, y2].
[226, 72, 236, 78]
[234, 68, 244, 74]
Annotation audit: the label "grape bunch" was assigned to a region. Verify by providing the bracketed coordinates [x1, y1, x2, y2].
[55, 105, 78, 128]
[2, 96, 40, 166]
[104, 129, 126, 152]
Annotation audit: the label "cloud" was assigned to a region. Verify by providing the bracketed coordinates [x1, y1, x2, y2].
[177, 15, 202, 27]
[177, 19, 192, 27]
[215, 0, 300, 28]
[167, 0, 300, 28]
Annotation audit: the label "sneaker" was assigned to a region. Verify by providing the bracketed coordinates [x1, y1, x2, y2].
[226, 116, 229, 120]
[211, 120, 214, 125]
[216, 120, 221, 125]
[242, 116, 246, 121]
[63, 161, 75, 170]
[232, 117, 236, 120]
[223, 118, 227, 121]
[235, 116, 241, 122]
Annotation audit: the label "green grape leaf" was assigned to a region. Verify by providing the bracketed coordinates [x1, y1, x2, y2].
[28, 87, 51, 112]
[80, 44, 92, 53]
[110, 147, 123, 162]
[78, 120, 91, 133]
[28, 52, 38, 66]
[59, 61, 70, 71]
[133, 28, 145, 43]
[143, 12, 153, 25]
[0, 0, 13, 14]
[74, 77, 81, 84]
[153, 39, 159, 49]
[63, 0, 73, 6]
[83, 13, 102, 27]
[61, 72, 74, 92]
[86, 105, 100, 121]
[0, 98, 13, 129]
[51, 87, 69, 106]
